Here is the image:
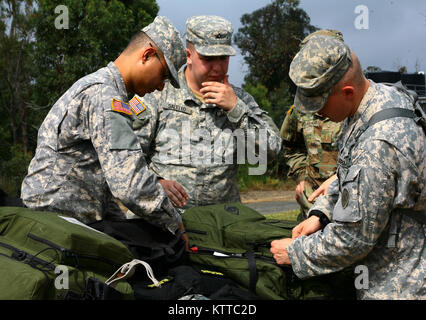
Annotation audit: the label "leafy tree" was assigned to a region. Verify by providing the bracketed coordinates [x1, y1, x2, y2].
[243, 80, 292, 127]
[0, 0, 36, 154]
[363, 65, 382, 74]
[0, 0, 159, 196]
[243, 82, 271, 111]
[31, 0, 159, 130]
[397, 66, 407, 73]
[234, 0, 316, 113]
[0, 0, 36, 196]
[235, 0, 316, 182]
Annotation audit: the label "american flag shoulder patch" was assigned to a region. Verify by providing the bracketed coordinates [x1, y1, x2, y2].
[111, 98, 132, 115]
[129, 96, 147, 116]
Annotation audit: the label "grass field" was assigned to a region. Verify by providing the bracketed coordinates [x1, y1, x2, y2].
[265, 209, 299, 221]
[237, 163, 297, 192]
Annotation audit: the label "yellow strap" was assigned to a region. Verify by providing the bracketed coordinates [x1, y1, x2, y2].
[201, 269, 224, 276]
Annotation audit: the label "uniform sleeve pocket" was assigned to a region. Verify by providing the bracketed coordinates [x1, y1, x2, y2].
[332, 166, 362, 223]
[106, 110, 140, 150]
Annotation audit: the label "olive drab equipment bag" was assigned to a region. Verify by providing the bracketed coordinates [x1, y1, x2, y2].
[182, 203, 356, 300]
[0, 207, 134, 300]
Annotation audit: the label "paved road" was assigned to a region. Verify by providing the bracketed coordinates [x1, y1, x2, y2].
[240, 190, 299, 215]
[243, 200, 299, 215]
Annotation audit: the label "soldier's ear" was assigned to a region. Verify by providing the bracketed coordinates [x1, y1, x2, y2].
[140, 46, 156, 64]
[342, 85, 355, 99]
[186, 48, 192, 65]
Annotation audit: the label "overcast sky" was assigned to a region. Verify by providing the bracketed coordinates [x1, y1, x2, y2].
[157, 0, 426, 87]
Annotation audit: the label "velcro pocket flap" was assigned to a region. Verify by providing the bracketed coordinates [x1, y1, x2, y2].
[107, 110, 140, 150]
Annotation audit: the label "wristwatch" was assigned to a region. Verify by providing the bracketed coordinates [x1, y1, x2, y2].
[308, 210, 330, 227]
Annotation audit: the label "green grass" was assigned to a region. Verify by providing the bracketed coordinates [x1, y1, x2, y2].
[265, 209, 300, 221]
[237, 163, 297, 192]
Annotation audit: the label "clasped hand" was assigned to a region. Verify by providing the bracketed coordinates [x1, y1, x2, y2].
[199, 75, 237, 111]
[270, 215, 323, 265]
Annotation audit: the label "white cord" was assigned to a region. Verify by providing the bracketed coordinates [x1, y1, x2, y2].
[105, 259, 161, 288]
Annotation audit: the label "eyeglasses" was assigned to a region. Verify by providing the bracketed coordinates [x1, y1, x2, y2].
[149, 42, 170, 82]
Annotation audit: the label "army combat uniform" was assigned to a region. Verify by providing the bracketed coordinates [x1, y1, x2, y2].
[21, 62, 180, 232]
[130, 15, 282, 208]
[21, 17, 186, 234]
[280, 106, 341, 218]
[280, 29, 344, 219]
[287, 35, 425, 299]
[132, 70, 282, 208]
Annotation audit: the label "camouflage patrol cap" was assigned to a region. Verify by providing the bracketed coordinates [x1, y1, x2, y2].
[186, 15, 236, 56]
[289, 35, 352, 114]
[300, 29, 344, 48]
[142, 16, 186, 88]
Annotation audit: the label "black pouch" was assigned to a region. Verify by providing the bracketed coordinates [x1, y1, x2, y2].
[130, 264, 259, 300]
[63, 277, 124, 300]
[89, 219, 186, 275]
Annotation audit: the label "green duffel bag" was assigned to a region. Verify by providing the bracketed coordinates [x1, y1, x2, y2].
[182, 202, 356, 300]
[0, 207, 135, 300]
[0, 207, 134, 274]
[0, 237, 134, 300]
[187, 244, 289, 300]
[183, 202, 296, 255]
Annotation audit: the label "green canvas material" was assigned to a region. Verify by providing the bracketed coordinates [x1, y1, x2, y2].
[183, 203, 355, 300]
[0, 207, 134, 300]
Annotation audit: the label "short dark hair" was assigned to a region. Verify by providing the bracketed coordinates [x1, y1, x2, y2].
[122, 31, 151, 55]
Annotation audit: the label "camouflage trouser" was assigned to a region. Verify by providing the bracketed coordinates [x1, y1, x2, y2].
[296, 180, 316, 222]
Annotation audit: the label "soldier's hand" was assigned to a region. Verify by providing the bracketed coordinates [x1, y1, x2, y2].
[295, 180, 305, 203]
[270, 238, 293, 265]
[200, 75, 237, 111]
[292, 216, 322, 239]
[308, 174, 337, 202]
[158, 179, 189, 208]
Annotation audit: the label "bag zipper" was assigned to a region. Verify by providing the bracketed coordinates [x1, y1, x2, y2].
[0, 240, 56, 271]
[189, 245, 295, 271]
[189, 245, 276, 262]
[27, 233, 120, 269]
[185, 229, 207, 235]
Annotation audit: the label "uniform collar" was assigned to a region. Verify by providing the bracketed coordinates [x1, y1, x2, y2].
[107, 61, 128, 100]
[350, 80, 377, 126]
[340, 80, 378, 146]
[178, 68, 218, 109]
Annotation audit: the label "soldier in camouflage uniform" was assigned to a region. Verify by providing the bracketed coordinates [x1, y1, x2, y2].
[21, 17, 188, 236]
[281, 30, 343, 220]
[270, 34, 425, 299]
[281, 106, 341, 219]
[130, 15, 281, 208]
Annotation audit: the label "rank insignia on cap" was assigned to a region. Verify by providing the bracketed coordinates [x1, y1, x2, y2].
[129, 96, 147, 115]
[112, 98, 131, 115]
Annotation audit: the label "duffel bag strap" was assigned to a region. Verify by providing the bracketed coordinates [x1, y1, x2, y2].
[106, 259, 161, 288]
[246, 251, 258, 294]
